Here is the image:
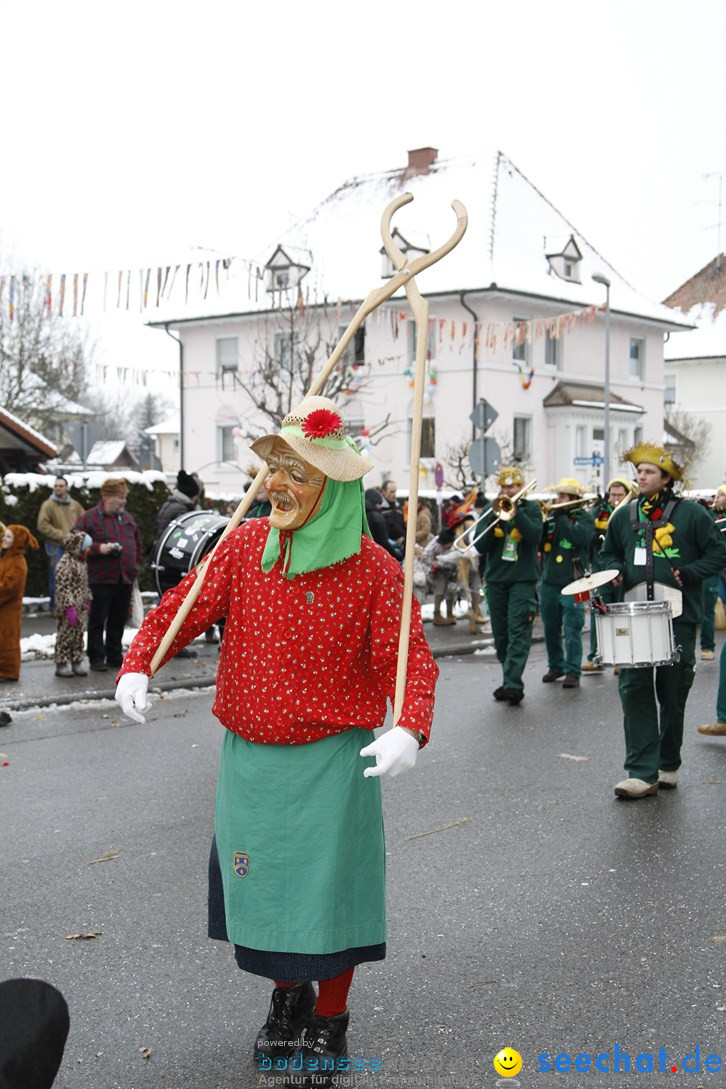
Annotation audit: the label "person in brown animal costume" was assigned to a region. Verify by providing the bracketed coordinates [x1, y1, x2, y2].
[0, 524, 40, 683]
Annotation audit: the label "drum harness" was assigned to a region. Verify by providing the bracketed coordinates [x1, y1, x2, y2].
[630, 496, 681, 667]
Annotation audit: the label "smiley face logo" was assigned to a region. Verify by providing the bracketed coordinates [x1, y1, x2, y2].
[493, 1047, 523, 1077]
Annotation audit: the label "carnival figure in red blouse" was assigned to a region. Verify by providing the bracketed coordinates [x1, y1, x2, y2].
[116, 395, 438, 1087]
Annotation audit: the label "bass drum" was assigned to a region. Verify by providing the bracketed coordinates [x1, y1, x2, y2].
[150, 510, 230, 596]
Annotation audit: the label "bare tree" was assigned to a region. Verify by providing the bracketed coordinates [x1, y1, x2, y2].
[0, 269, 93, 432]
[232, 299, 391, 443]
[442, 434, 476, 490]
[665, 409, 712, 473]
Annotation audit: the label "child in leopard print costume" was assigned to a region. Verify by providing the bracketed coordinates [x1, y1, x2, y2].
[54, 531, 92, 678]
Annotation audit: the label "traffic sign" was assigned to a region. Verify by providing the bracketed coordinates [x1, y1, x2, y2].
[434, 462, 444, 488]
[573, 457, 595, 466]
[469, 436, 501, 477]
[469, 398, 498, 433]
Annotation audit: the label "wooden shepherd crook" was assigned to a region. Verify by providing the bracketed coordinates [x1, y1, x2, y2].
[149, 193, 467, 676]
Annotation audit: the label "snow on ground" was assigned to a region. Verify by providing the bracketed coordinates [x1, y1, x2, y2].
[20, 627, 209, 661]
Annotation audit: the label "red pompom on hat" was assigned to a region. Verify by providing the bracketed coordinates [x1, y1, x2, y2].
[301, 408, 343, 440]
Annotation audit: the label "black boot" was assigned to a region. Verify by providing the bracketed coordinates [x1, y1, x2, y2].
[493, 686, 507, 702]
[254, 982, 316, 1068]
[285, 1010, 349, 1088]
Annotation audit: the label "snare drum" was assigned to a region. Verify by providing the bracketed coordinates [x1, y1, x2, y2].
[595, 600, 676, 668]
[150, 510, 229, 596]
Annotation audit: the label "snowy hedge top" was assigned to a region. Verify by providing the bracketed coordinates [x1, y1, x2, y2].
[2, 470, 167, 494]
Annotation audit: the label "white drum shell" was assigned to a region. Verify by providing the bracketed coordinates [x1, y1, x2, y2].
[595, 600, 676, 668]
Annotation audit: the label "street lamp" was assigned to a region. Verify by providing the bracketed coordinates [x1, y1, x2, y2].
[592, 272, 611, 491]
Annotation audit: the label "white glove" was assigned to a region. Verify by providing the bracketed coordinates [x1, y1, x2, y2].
[115, 672, 151, 724]
[360, 726, 419, 779]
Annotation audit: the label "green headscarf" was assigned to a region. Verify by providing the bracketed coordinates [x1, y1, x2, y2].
[261, 477, 372, 579]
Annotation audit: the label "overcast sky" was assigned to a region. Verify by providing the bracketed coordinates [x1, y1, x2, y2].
[1, 0, 724, 377]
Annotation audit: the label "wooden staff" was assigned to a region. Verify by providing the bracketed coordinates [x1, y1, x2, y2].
[149, 193, 468, 676]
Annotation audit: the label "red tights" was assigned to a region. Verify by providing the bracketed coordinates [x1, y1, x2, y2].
[274, 966, 354, 1018]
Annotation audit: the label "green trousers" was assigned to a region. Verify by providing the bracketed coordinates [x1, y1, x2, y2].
[701, 575, 719, 652]
[486, 580, 537, 692]
[718, 639, 726, 724]
[540, 581, 585, 678]
[618, 620, 696, 782]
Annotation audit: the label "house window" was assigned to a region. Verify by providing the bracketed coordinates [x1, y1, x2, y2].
[617, 428, 628, 456]
[408, 413, 435, 460]
[337, 323, 366, 366]
[544, 328, 561, 368]
[634, 426, 643, 446]
[512, 317, 530, 363]
[575, 425, 587, 458]
[217, 337, 238, 373]
[513, 416, 531, 461]
[629, 338, 645, 380]
[408, 319, 436, 365]
[664, 376, 676, 405]
[172, 438, 180, 453]
[218, 425, 236, 463]
[274, 332, 296, 374]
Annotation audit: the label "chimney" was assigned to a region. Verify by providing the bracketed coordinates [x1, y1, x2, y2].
[404, 146, 438, 178]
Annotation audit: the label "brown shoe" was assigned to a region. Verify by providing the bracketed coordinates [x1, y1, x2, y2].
[698, 722, 726, 736]
[701, 649, 716, 661]
[562, 675, 580, 689]
[581, 662, 604, 673]
[542, 668, 565, 683]
[433, 615, 457, 626]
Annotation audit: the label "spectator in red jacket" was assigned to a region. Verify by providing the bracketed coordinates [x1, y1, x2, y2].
[75, 478, 142, 672]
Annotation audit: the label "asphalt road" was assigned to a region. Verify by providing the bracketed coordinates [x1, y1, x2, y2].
[2, 635, 726, 1089]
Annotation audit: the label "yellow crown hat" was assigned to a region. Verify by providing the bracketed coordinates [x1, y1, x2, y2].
[606, 476, 635, 493]
[622, 441, 684, 481]
[496, 465, 525, 487]
[549, 477, 585, 497]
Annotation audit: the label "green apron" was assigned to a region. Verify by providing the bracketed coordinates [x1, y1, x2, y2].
[214, 728, 386, 955]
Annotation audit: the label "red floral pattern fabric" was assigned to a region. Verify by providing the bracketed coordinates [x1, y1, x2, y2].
[119, 519, 438, 746]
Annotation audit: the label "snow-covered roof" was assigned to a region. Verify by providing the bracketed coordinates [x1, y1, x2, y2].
[86, 440, 139, 467]
[664, 302, 726, 361]
[144, 415, 179, 436]
[0, 407, 57, 457]
[148, 149, 690, 331]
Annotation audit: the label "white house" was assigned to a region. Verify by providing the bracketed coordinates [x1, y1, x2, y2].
[144, 414, 180, 476]
[148, 147, 689, 496]
[663, 254, 726, 487]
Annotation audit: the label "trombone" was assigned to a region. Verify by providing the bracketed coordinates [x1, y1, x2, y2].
[540, 496, 589, 517]
[454, 479, 537, 552]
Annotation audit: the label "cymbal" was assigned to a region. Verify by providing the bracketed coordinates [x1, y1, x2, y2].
[561, 569, 620, 596]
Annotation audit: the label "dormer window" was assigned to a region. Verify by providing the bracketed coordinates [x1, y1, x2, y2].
[545, 234, 583, 284]
[264, 245, 311, 294]
[380, 227, 430, 278]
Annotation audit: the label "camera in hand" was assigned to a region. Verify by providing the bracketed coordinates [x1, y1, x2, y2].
[108, 541, 123, 554]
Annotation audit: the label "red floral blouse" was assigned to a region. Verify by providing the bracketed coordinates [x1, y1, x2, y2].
[119, 519, 438, 746]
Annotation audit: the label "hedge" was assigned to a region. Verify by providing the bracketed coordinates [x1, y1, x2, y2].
[0, 472, 226, 599]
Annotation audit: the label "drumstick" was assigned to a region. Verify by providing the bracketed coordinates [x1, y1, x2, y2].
[651, 536, 684, 589]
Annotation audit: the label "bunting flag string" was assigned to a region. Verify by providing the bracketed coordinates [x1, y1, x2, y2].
[0, 248, 603, 349]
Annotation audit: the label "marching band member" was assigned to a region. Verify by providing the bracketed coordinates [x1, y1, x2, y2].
[539, 478, 595, 689]
[114, 396, 438, 1087]
[474, 466, 542, 704]
[599, 442, 726, 799]
[582, 478, 634, 673]
[699, 485, 726, 660]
